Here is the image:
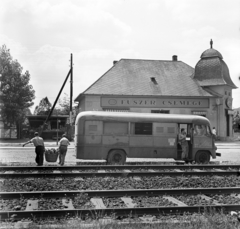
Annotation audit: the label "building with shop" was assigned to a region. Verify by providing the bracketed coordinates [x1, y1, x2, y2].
[75, 41, 237, 140]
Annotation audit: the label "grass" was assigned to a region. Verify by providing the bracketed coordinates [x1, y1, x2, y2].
[0, 210, 239, 229]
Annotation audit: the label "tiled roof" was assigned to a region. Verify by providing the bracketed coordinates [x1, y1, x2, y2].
[75, 59, 212, 101]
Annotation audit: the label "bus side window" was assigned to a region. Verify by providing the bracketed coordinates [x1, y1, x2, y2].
[85, 121, 103, 135]
[134, 123, 152, 135]
[103, 122, 128, 135]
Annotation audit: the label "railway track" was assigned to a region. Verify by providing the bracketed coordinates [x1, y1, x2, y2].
[0, 164, 239, 178]
[1, 188, 240, 221]
[1, 164, 240, 222]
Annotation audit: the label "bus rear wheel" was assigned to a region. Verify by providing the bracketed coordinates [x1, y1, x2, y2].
[107, 150, 126, 165]
[195, 151, 210, 164]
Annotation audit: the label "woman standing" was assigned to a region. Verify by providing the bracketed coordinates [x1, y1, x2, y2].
[58, 134, 70, 166]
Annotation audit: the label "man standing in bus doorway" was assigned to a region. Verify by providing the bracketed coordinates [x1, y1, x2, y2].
[22, 132, 45, 166]
[179, 128, 189, 161]
[58, 134, 70, 166]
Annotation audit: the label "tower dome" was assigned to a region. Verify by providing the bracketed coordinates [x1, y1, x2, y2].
[193, 39, 237, 88]
[200, 48, 223, 59]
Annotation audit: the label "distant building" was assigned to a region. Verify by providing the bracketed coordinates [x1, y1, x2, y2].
[26, 115, 69, 140]
[75, 41, 237, 140]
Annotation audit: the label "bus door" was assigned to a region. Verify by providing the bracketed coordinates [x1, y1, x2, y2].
[193, 124, 213, 152]
[177, 124, 193, 161]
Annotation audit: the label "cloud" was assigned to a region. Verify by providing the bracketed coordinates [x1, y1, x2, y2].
[163, 0, 240, 26]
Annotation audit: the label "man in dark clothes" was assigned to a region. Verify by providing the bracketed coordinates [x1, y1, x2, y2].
[22, 132, 45, 166]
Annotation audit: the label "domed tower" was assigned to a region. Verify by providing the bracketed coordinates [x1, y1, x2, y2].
[193, 40, 237, 140]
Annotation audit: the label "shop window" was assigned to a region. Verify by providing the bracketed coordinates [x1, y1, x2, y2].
[151, 110, 170, 114]
[135, 123, 152, 135]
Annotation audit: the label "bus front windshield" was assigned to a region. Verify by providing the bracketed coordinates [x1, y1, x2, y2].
[193, 124, 211, 137]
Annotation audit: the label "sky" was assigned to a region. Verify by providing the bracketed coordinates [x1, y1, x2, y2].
[0, 0, 240, 113]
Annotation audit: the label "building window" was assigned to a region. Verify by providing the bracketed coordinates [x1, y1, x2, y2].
[229, 92, 231, 96]
[151, 110, 170, 114]
[192, 111, 207, 117]
[225, 91, 227, 95]
[135, 123, 152, 135]
[103, 109, 129, 112]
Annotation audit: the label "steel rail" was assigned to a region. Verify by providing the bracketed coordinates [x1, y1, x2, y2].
[1, 205, 240, 221]
[1, 164, 240, 170]
[1, 187, 240, 199]
[0, 170, 239, 178]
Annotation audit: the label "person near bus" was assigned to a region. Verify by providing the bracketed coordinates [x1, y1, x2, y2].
[58, 134, 70, 166]
[179, 128, 189, 160]
[22, 132, 45, 166]
[212, 127, 217, 140]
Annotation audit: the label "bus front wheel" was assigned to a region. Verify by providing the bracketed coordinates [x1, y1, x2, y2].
[195, 151, 210, 164]
[107, 150, 126, 165]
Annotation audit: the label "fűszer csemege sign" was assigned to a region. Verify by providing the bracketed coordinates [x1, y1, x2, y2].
[101, 97, 209, 108]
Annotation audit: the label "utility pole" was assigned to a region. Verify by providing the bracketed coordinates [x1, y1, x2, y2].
[41, 54, 73, 138]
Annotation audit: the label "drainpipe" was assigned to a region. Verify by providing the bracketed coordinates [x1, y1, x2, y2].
[216, 98, 221, 138]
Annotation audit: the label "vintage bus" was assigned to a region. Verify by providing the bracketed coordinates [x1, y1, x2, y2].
[75, 111, 220, 164]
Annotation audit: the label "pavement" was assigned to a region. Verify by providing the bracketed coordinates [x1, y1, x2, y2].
[1, 139, 240, 147]
[0, 139, 240, 166]
[0, 139, 75, 147]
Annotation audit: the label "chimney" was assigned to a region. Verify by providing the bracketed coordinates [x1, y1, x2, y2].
[172, 55, 178, 61]
[113, 60, 118, 65]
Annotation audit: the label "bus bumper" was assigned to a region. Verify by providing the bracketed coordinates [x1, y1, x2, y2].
[216, 152, 221, 157]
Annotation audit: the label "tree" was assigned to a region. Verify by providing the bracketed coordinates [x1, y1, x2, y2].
[0, 45, 35, 138]
[233, 108, 240, 132]
[57, 93, 70, 115]
[34, 97, 52, 115]
[34, 94, 71, 116]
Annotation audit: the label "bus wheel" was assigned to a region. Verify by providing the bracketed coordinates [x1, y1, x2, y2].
[195, 151, 210, 164]
[107, 150, 126, 165]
